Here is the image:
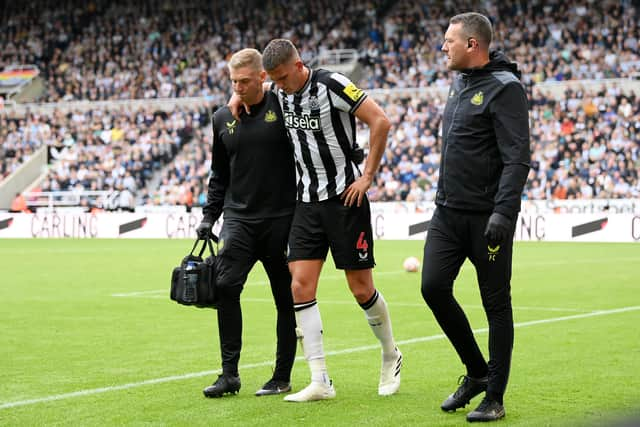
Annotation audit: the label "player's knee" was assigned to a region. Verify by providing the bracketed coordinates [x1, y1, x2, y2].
[290, 278, 303, 292]
[345, 271, 374, 303]
[290, 279, 312, 301]
[351, 287, 373, 303]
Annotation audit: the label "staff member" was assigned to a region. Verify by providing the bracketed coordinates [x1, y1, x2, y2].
[197, 48, 296, 398]
[421, 12, 530, 422]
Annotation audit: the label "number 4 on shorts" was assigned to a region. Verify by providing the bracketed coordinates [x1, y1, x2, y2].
[357, 232, 368, 251]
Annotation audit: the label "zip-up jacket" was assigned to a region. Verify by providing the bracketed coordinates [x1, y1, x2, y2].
[202, 91, 295, 223]
[436, 51, 531, 220]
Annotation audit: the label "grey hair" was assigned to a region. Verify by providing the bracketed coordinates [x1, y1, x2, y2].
[228, 48, 263, 71]
[262, 39, 299, 71]
[450, 12, 493, 47]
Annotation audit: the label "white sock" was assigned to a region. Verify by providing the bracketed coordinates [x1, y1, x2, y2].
[294, 300, 330, 385]
[361, 290, 397, 358]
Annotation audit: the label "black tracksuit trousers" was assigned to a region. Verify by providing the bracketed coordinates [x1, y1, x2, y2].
[215, 216, 296, 381]
[421, 206, 515, 403]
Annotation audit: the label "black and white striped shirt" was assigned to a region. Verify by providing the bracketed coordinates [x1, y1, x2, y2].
[274, 68, 368, 202]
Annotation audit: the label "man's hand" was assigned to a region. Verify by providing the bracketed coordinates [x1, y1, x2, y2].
[484, 212, 512, 246]
[227, 93, 250, 121]
[340, 175, 373, 207]
[196, 221, 213, 239]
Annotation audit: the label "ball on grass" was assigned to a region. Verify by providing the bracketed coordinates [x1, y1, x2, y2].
[403, 256, 420, 272]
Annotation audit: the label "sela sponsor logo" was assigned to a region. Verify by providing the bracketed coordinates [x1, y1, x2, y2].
[284, 112, 321, 131]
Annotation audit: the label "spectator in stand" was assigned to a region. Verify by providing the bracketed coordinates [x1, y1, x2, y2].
[2, 0, 639, 207]
[9, 193, 30, 213]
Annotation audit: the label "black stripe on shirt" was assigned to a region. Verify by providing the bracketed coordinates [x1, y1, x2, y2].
[327, 91, 356, 187]
[309, 73, 338, 199]
[292, 91, 319, 201]
[295, 161, 304, 200]
[281, 95, 306, 199]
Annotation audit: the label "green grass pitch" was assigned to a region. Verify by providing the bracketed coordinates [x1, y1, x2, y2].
[1, 239, 639, 426]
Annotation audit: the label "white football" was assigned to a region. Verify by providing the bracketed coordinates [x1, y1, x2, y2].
[403, 256, 421, 272]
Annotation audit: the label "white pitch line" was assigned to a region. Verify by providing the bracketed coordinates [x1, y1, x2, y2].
[112, 289, 167, 297]
[516, 257, 640, 267]
[465, 304, 589, 313]
[112, 254, 640, 298]
[113, 292, 591, 313]
[240, 299, 591, 313]
[1, 305, 639, 411]
[111, 270, 410, 297]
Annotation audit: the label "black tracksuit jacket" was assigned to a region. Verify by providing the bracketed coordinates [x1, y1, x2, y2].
[203, 92, 295, 223]
[436, 51, 531, 221]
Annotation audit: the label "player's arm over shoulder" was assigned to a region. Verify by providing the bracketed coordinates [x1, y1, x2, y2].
[212, 106, 237, 131]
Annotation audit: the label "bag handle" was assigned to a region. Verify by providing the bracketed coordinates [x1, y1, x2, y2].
[189, 235, 218, 258]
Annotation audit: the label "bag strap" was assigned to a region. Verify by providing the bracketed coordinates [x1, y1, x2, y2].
[189, 238, 201, 256]
[190, 234, 219, 258]
[206, 238, 215, 256]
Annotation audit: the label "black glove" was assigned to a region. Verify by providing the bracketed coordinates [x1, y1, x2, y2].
[196, 221, 213, 239]
[483, 212, 512, 246]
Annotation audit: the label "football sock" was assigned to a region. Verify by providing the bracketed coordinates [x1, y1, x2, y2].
[294, 300, 330, 385]
[359, 290, 397, 358]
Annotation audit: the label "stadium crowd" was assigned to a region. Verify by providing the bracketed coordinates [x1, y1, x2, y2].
[0, 103, 210, 210]
[1, 0, 639, 208]
[1, 0, 388, 103]
[357, 0, 640, 90]
[2, 0, 638, 101]
[148, 83, 639, 207]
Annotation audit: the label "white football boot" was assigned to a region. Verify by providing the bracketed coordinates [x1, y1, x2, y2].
[284, 381, 336, 402]
[378, 347, 402, 396]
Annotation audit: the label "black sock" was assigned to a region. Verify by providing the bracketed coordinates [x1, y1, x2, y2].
[486, 391, 503, 405]
[467, 364, 488, 380]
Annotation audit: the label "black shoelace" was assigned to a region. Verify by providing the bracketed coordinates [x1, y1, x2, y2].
[453, 375, 470, 398]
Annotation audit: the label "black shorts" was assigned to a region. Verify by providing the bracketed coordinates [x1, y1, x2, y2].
[287, 196, 375, 270]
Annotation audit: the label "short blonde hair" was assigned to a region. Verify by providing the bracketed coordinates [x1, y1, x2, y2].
[228, 48, 263, 71]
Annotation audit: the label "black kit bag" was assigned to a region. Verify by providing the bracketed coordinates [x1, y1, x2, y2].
[170, 237, 218, 308]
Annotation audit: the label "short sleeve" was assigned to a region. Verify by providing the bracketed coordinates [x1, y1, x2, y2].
[325, 72, 368, 114]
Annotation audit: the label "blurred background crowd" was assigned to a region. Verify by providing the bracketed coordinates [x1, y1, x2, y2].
[1, 0, 639, 211]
